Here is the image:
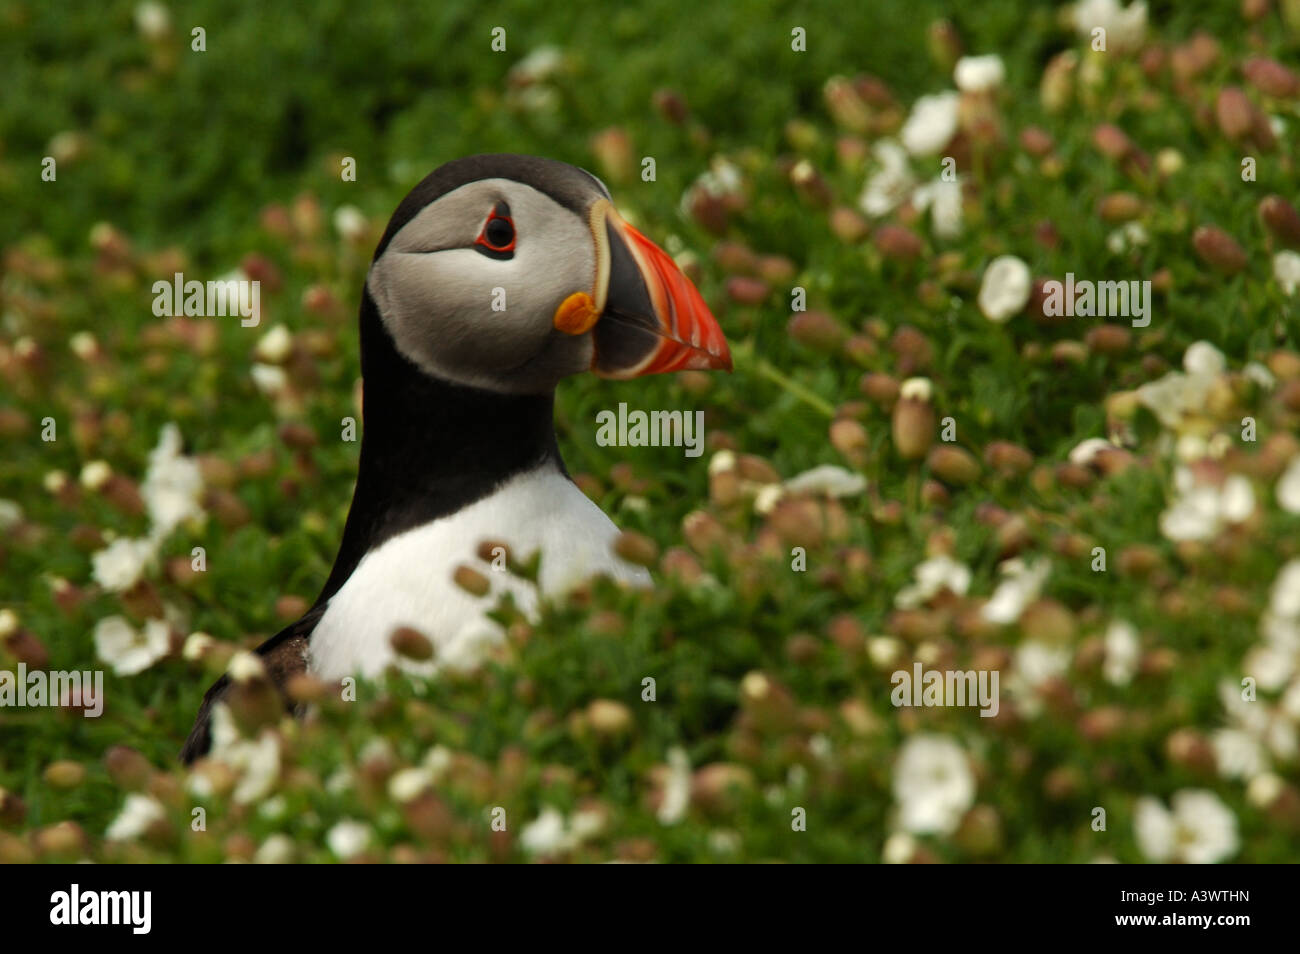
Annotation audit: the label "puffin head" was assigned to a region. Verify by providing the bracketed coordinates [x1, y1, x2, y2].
[365, 154, 732, 395]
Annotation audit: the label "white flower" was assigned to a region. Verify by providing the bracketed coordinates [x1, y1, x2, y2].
[1069, 438, 1114, 467]
[94, 616, 170, 676]
[387, 766, 433, 803]
[1218, 679, 1297, 761]
[519, 807, 572, 855]
[1134, 790, 1238, 864]
[44, 470, 69, 494]
[911, 177, 963, 239]
[332, 205, 367, 242]
[507, 46, 565, 86]
[1106, 221, 1148, 254]
[1246, 772, 1285, 809]
[753, 484, 784, 515]
[900, 376, 933, 401]
[977, 255, 1032, 322]
[900, 92, 960, 157]
[142, 423, 204, 540]
[783, 465, 867, 498]
[206, 703, 281, 803]
[228, 650, 266, 683]
[91, 537, 154, 592]
[680, 157, 744, 218]
[182, 632, 214, 661]
[1243, 642, 1294, 692]
[1244, 362, 1275, 390]
[326, 819, 372, 859]
[1212, 729, 1267, 780]
[1159, 470, 1253, 541]
[882, 831, 918, 864]
[134, 2, 171, 40]
[106, 793, 166, 841]
[1015, 640, 1071, 688]
[517, 804, 605, 856]
[954, 54, 1005, 93]
[254, 325, 293, 364]
[570, 807, 605, 841]
[1136, 372, 1212, 431]
[657, 746, 692, 825]
[1183, 340, 1226, 378]
[858, 140, 916, 218]
[0, 499, 22, 531]
[1072, 0, 1147, 52]
[895, 554, 971, 609]
[251, 363, 288, 397]
[254, 834, 295, 864]
[868, 636, 902, 668]
[80, 460, 113, 491]
[892, 735, 975, 835]
[1103, 620, 1140, 685]
[982, 558, 1050, 625]
[423, 744, 454, 781]
[1274, 250, 1300, 296]
[707, 449, 736, 476]
[1269, 559, 1300, 619]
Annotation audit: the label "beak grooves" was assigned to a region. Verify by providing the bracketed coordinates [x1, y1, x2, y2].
[586, 200, 732, 378]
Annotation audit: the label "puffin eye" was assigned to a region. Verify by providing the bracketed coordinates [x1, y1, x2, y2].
[474, 203, 516, 258]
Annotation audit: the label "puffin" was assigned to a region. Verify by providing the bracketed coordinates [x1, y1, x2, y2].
[181, 154, 731, 762]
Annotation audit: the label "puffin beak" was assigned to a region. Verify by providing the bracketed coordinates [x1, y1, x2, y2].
[552, 199, 732, 378]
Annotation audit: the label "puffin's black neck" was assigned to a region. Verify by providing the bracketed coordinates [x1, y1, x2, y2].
[314, 291, 563, 605]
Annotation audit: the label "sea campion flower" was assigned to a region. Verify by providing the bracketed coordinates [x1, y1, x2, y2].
[105, 793, 166, 841]
[656, 747, 692, 825]
[1158, 468, 1254, 542]
[895, 554, 971, 609]
[94, 616, 170, 676]
[858, 140, 916, 217]
[1276, 457, 1300, 513]
[142, 423, 204, 541]
[899, 92, 960, 157]
[90, 424, 205, 596]
[1133, 790, 1238, 864]
[892, 735, 975, 835]
[1015, 640, 1071, 689]
[953, 54, 1005, 93]
[981, 558, 1050, 624]
[911, 177, 963, 239]
[1102, 620, 1140, 686]
[519, 805, 604, 856]
[201, 703, 281, 804]
[91, 537, 155, 593]
[977, 255, 1031, 322]
[332, 205, 367, 242]
[326, 819, 372, 859]
[1274, 251, 1300, 296]
[1072, 0, 1147, 53]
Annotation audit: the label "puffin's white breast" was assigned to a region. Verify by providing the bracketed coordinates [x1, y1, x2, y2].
[308, 463, 651, 681]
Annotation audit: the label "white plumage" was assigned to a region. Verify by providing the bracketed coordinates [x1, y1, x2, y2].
[308, 462, 651, 680]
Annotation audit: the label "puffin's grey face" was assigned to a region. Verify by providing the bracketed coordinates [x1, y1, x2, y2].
[367, 167, 731, 394]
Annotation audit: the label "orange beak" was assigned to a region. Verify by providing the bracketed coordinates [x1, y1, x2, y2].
[554, 200, 731, 378]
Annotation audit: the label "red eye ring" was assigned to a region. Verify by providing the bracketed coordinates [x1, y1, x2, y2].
[475, 206, 516, 254]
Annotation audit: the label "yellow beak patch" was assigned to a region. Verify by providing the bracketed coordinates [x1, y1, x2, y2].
[553, 291, 601, 336]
